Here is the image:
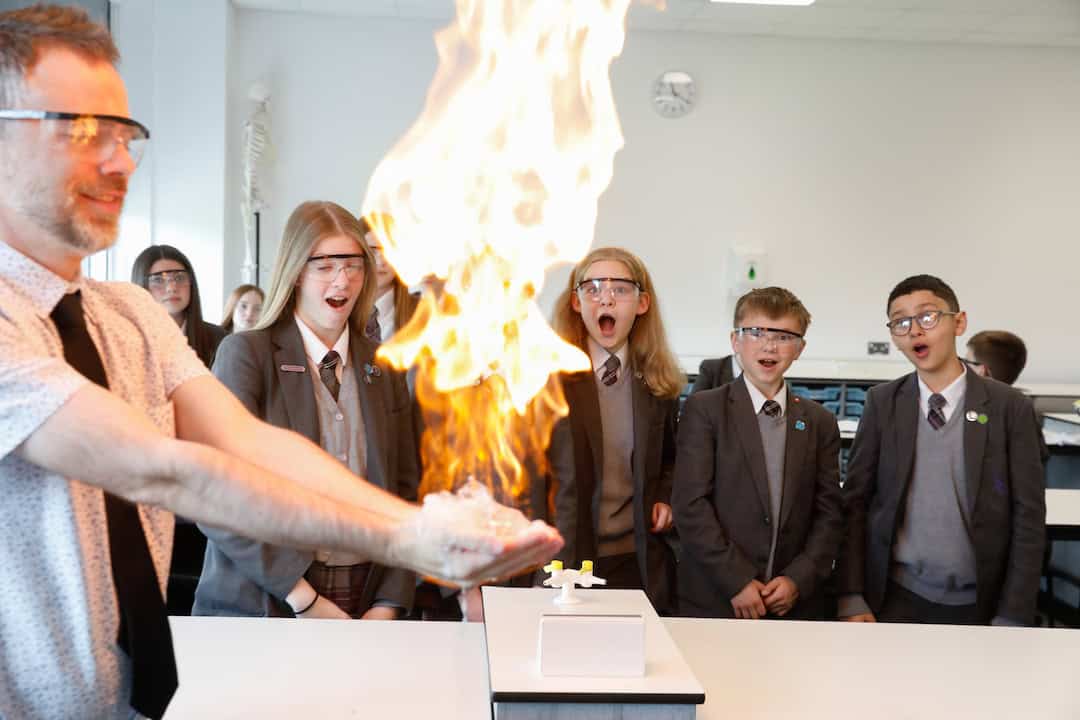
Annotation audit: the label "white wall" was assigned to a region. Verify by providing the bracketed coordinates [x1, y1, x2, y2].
[110, 0, 231, 317]
[222, 11, 1079, 384]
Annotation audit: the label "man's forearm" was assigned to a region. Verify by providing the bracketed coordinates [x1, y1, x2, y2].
[19, 384, 412, 564]
[22, 381, 563, 588]
[172, 375, 417, 528]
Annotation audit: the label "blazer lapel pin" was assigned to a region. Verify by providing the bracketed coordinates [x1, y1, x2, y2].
[794, 420, 807, 431]
[280, 363, 306, 373]
[965, 410, 978, 422]
[363, 362, 382, 385]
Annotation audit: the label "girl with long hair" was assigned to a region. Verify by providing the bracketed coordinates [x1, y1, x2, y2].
[549, 246, 685, 614]
[131, 244, 226, 367]
[220, 283, 264, 334]
[194, 200, 420, 620]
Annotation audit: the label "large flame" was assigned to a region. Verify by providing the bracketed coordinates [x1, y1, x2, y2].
[362, 0, 633, 504]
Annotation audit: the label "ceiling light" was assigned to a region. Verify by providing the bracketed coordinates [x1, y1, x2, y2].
[710, 0, 815, 6]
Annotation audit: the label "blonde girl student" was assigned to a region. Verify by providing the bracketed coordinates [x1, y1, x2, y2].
[550, 246, 685, 615]
[194, 200, 420, 620]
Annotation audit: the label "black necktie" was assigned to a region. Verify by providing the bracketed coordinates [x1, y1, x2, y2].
[50, 291, 177, 719]
[928, 393, 947, 430]
[762, 399, 781, 418]
[364, 307, 381, 344]
[601, 355, 620, 386]
[320, 350, 341, 401]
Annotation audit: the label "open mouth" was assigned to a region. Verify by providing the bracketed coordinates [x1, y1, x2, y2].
[758, 359, 778, 369]
[326, 296, 349, 310]
[598, 313, 616, 336]
[912, 342, 930, 359]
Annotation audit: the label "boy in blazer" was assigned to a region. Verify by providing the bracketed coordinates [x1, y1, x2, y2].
[673, 287, 844, 619]
[837, 275, 1045, 625]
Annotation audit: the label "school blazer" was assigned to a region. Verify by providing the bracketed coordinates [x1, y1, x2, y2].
[551, 370, 679, 615]
[672, 376, 844, 619]
[193, 317, 420, 617]
[689, 355, 736, 395]
[836, 368, 1046, 625]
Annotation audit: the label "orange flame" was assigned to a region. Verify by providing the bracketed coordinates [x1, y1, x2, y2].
[362, 0, 633, 504]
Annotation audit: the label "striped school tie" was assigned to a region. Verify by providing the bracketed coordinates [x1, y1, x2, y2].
[928, 393, 947, 430]
[601, 354, 620, 386]
[320, 350, 341, 402]
[761, 400, 781, 418]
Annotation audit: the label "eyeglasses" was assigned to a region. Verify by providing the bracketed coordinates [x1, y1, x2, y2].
[886, 309, 958, 337]
[734, 326, 804, 347]
[306, 253, 366, 281]
[0, 110, 150, 167]
[575, 277, 641, 303]
[147, 270, 191, 289]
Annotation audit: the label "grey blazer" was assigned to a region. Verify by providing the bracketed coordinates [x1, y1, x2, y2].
[836, 368, 1046, 625]
[551, 370, 679, 615]
[192, 317, 420, 617]
[672, 376, 844, 619]
[689, 355, 736, 396]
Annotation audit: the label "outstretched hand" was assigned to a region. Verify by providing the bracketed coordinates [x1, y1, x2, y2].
[389, 497, 563, 588]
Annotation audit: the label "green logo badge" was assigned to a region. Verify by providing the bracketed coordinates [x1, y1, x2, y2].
[977, 413, 989, 425]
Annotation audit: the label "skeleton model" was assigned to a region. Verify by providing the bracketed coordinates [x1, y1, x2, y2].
[241, 82, 272, 285]
[543, 560, 607, 605]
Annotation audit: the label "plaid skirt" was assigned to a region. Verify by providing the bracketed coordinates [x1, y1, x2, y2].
[305, 561, 372, 619]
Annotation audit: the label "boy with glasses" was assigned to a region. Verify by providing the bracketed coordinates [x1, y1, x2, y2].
[673, 287, 844, 619]
[837, 275, 1045, 625]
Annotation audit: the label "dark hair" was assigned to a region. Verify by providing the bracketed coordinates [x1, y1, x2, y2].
[886, 274, 960, 315]
[0, 5, 119, 109]
[733, 286, 812, 334]
[967, 330, 1027, 385]
[131, 244, 218, 366]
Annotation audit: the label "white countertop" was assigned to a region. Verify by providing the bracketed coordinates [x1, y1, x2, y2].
[666, 618, 1080, 720]
[166, 613, 1080, 719]
[164, 616, 491, 719]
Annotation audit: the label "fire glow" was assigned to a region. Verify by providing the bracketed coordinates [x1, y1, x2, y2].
[362, 0, 635, 503]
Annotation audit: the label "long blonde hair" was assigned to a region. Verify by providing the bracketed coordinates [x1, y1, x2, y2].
[257, 201, 376, 335]
[552, 247, 685, 399]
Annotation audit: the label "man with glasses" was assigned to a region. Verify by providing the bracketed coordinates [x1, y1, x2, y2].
[837, 274, 1045, 626]
[0, 8, 560, 719]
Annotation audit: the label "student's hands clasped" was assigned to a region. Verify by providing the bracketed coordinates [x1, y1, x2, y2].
[731, 576, 800, 618]
[761, 576, 799, 617]
[731, 579, 767, 619]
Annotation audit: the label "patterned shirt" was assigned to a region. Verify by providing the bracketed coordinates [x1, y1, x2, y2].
[0, 239, 208, 719]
